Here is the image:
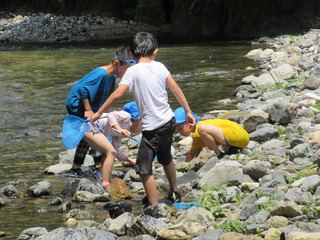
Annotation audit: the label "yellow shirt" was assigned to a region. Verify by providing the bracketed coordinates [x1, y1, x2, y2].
[191, 119, 250, 149]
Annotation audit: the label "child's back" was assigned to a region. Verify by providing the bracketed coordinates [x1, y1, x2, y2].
[120, 60, 174, 130]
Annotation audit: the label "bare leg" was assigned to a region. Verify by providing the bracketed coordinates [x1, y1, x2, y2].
[83, 133, 116, 186]
[140, 174, 158, 205]
[163, 161, 178, 192]
[198, 124, 226, 156]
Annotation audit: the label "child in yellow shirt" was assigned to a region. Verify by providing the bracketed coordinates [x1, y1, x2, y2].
[174, 107, 250, 162]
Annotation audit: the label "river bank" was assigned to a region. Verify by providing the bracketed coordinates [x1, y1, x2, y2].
[0, 12, 161, 43]
[2, 29, 320, 239]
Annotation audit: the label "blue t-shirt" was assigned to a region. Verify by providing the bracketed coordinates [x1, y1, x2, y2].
[66, 67, 116, 117]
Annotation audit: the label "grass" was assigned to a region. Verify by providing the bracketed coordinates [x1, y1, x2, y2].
[213, 220, 247, 234]
[196, 184, 227, 218]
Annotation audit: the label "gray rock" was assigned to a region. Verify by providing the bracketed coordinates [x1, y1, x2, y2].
[270, 201, 303, 217]
[301, 175, 320, 192]
[245, 223, 269, 234]
[192, 229, 224, 240]
[65, 209, 94, 221]
[243, 160, 269, 180]
[103, 212, 136, 236]
[18, 227, 48, 240]
[249, 125, 279, 142]
[35, 227, 117, 240]
[27, 180, 51, 197]
[61, 178, 105, 197]
[72, 190, 110, 202]
[143, 203, 170, 218]
[285, 187, 309, 204]
[242, 109, 269, 133]
[245, 210, 270, 224]
[263, 100, 298, 124]
[239, 204, 260, 220]
[127, 215, 168, 237]
[198, 160, 242, 188]
[0, 184, 20, 198]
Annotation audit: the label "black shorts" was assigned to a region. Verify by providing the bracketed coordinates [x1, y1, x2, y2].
[135, 117, 176, 175]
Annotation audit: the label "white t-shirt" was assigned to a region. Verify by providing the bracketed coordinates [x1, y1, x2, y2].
[120, 61, 174, 131]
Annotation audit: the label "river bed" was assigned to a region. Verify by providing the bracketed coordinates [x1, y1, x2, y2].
[0, 41, 259, 239]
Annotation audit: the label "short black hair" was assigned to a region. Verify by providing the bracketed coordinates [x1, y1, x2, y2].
[113, 46, 131, 66]
[130, 32, 158, 59]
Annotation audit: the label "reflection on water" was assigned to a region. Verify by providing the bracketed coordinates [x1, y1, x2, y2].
[0, 42, 259, 239]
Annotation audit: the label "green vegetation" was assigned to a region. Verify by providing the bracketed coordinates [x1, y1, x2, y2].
[287, 171, 312, 184]
[197, 184, 227, 218]
[301, 193, 319, 218]
[213, 220, 247, 234]
[274, 122, 290, 135]
[256, 189, 280, 211]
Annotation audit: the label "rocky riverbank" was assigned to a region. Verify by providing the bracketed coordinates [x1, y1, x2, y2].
[0, 12, 160, 43]
[2, 30, 320, 239]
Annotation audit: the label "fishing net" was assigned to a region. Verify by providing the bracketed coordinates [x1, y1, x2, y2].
[62, 115, 90, 149]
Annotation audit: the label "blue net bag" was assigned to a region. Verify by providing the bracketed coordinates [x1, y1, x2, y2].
[62, 115, 90, 149]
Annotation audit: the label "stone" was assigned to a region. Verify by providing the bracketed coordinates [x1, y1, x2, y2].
[242, 109, 269, 133]
[110, 178, 133, 201]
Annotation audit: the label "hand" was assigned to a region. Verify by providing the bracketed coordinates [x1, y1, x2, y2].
[84, 110, 94, 119]
[127, 157, 136, 165]
[186, 112, 195, 126]
[120, 129, 131, 138]
[90, 112, 102, 123]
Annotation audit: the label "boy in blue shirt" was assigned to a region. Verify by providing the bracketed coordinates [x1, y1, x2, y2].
[65, 46, 136, 179]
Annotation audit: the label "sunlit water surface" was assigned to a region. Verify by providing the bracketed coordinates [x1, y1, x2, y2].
[0, 42, 259, 239]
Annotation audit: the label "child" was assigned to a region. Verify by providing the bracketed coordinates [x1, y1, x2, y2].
[174, 107, 250, 162]
[83, 101, 142, 188]
[65, 46, 136, 179]
[90, 32, 195, 206]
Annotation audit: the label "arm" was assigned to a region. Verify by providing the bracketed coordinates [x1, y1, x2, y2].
[186, 148, 202, 162]
[81, 98, 94, 119]
[90, 84, 129, 123]
[166, 75, 195, 125]
[112, 124, 131, 138]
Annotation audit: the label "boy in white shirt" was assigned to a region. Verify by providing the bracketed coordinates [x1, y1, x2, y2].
[91, 32, 195, 206]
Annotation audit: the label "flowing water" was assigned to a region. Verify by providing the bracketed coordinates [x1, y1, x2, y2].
[0, 41, 259, 239]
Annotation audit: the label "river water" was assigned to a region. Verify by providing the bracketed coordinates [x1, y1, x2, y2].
[0, 42, 259, 239]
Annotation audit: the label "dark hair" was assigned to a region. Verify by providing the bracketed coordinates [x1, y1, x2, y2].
[130, 32, 158, 59]
[113, 46, 131, 66]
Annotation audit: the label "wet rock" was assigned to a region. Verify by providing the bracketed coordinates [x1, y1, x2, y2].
[72, 190, 110, 202]
[0, 184, 20, 198]
[17, 227, 48, 240]
[27, 180, 51, 197]
[61, 178, 105, 197]
[49, 197, 63, 206]
[110, 178, 132, 201]
[65, 209, 94, 220]
[58, 201, 72, 212]
[103, 200, 132, 219]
